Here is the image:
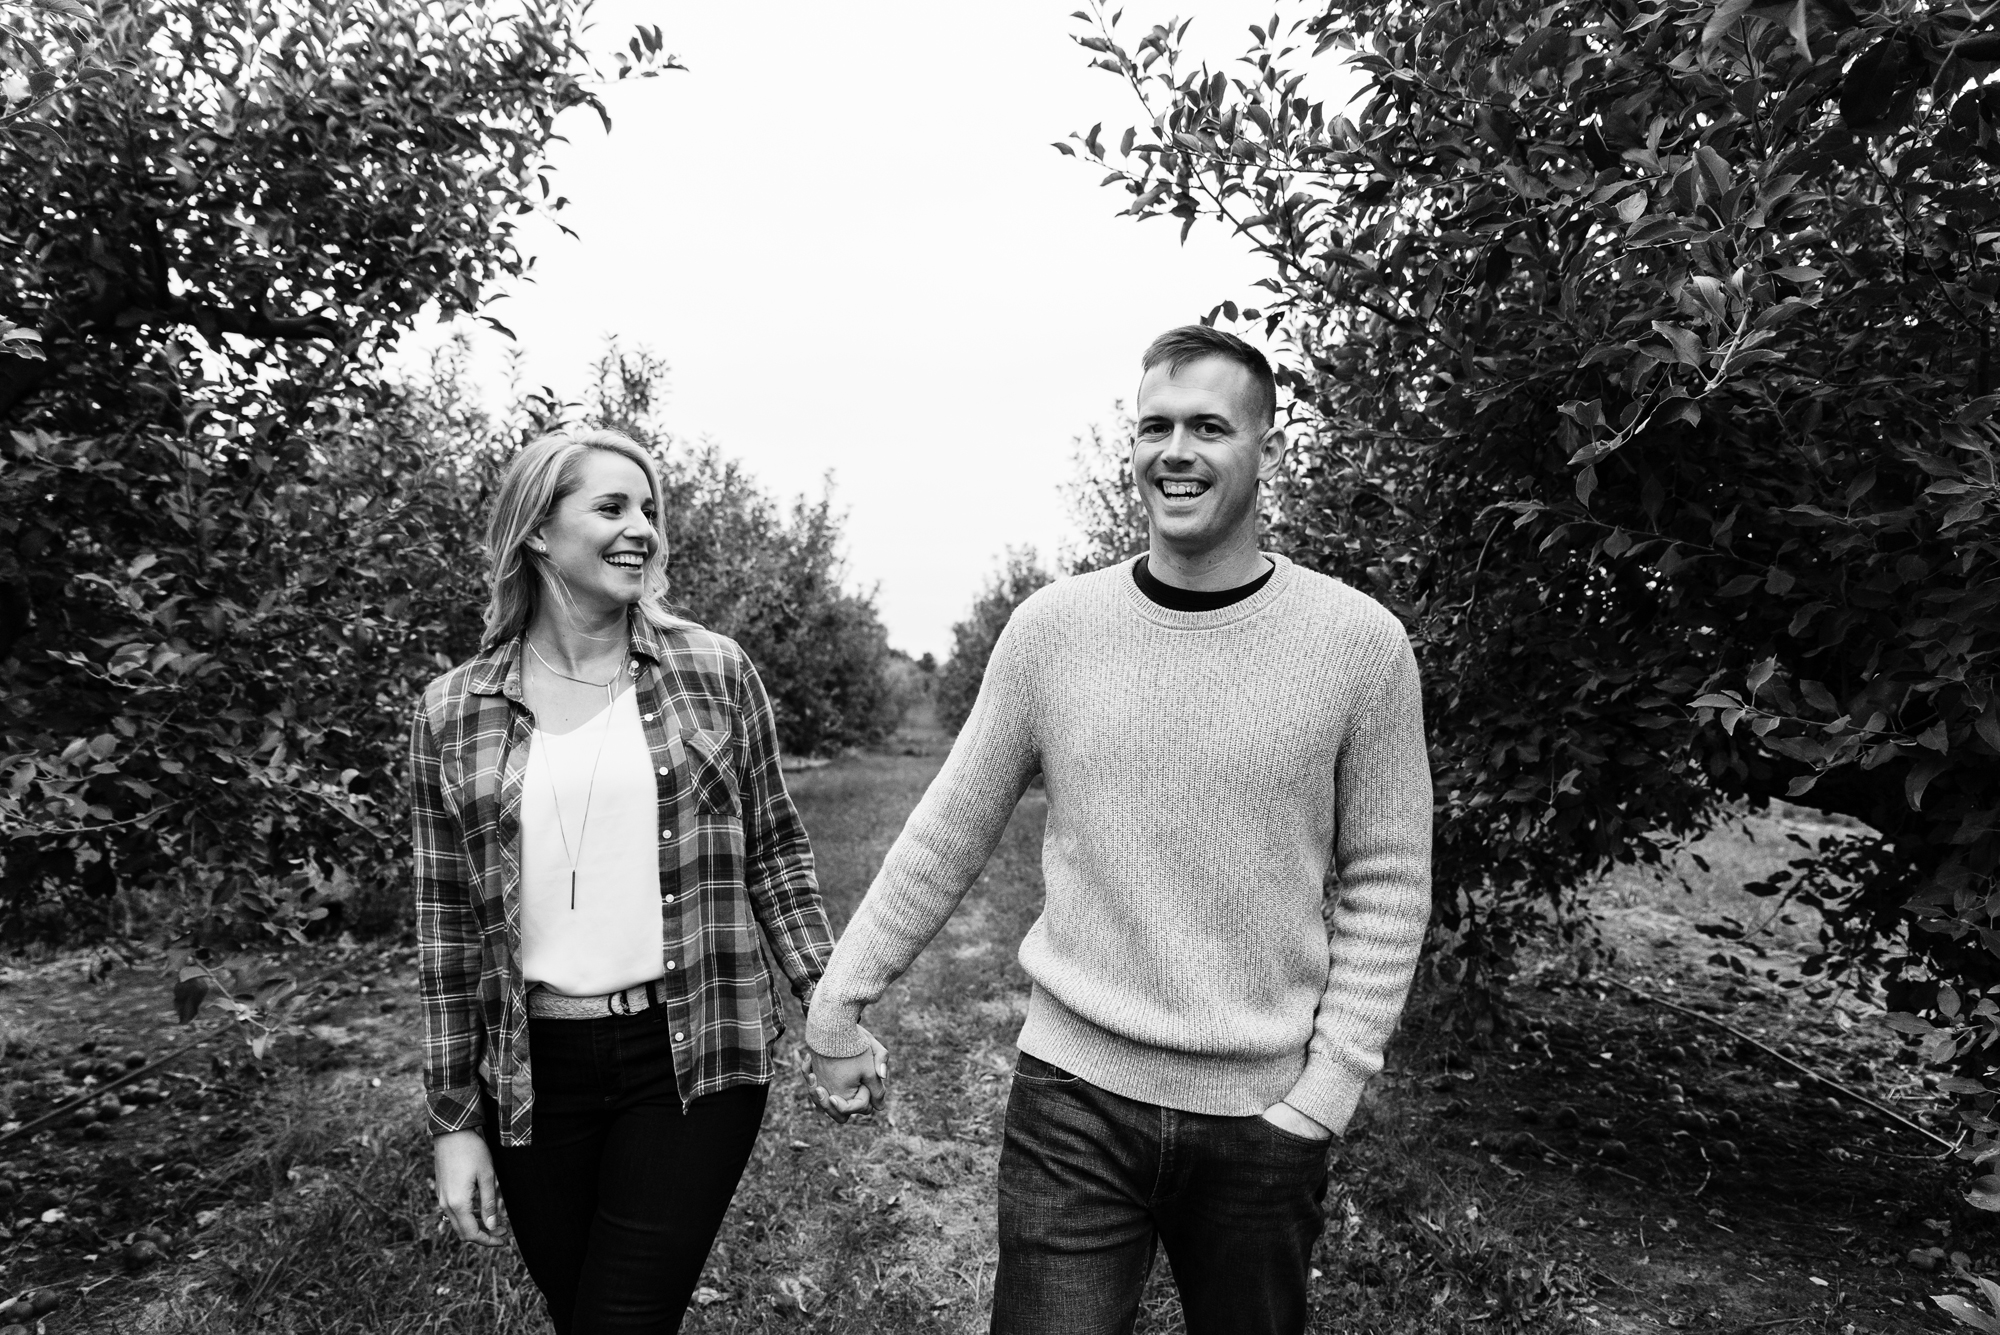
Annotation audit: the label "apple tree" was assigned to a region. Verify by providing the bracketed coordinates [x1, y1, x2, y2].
[1067, 0, 2000, 1103]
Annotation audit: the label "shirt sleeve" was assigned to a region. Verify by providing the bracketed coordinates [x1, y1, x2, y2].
[805, 610, 1042, 1060]
[1282, 629, 1433, 1135]
[409, 702, 485, 1137]
[734, 654, 836, 1009]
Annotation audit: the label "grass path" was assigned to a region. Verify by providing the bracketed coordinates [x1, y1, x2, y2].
[677, 744, 1047, 1332]
[0, 728, 1986, 1333]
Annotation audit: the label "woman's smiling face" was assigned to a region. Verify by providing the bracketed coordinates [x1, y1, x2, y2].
[532, 448, 661, 620]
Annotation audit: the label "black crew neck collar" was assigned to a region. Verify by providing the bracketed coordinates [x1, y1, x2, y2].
[1133, 556, 1276, 613]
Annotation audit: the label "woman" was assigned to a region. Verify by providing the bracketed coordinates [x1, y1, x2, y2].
[409, 429, 884, 1332]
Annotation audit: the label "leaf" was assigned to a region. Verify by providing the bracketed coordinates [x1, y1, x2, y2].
[1690, 275, 1729, 319]
[1500, 163, 1549, 202]
[1933, 1295, 2000, 1334]
[1575, 465, 1598, 506]
[1473, 107, 1520, 154]
[1958, 396, 2000, 427]
[1702, 0, 1758, 45]
[1885, 1011, 1935, 1035]
[1784, 0, 1811, 58]
[1692, 693, 1743, 709]
[1650, 322, 1704, 365]
[1696, 146, 1731, 199]
[173, 976, 210, 1024]
[1943, 500, 1985, 529]
[1908, 757, 1946, 810]
[1840, 38, 1914, 132]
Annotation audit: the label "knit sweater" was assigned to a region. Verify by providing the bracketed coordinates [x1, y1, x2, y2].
[805, 554, 1432, 1134]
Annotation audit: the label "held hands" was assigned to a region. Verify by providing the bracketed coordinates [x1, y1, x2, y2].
[1260, 1100, 1334, 1141]
[434, 1129, 509, 1247]
[808, 1025, 890, 1124]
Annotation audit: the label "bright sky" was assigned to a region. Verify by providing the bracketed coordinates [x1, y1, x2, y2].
[395, 2, 1307, 660]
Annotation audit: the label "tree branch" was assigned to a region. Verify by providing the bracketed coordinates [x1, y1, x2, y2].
[1, 292, 342, 425]
[159, 300, 344, 344]
[1609, 980, 1955, 1154]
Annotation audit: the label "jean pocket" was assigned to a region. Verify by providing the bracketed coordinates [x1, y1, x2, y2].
[1258, 1113, 1334, 1151]
[1013, 1052, 1082, 1085]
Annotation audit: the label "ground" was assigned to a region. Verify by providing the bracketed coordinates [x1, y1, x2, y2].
[0, 711, 1988, 1333]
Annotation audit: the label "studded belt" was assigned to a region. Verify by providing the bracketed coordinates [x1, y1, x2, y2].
[527, 978, 663, 1019]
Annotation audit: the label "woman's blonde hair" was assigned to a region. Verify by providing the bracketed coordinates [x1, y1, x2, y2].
[480, 429, 686, 648]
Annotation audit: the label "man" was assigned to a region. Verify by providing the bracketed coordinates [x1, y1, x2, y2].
[807, 326, 1432, 1334]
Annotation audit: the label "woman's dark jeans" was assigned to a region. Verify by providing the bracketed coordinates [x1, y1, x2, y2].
[991, 1053, 1332, 1335]
[480, 1006, 768, 1335]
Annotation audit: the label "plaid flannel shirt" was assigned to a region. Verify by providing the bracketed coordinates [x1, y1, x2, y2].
[409, 617, 833, 1146]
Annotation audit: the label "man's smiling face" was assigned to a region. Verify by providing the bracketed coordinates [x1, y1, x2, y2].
[1131, 355, 1282, 564]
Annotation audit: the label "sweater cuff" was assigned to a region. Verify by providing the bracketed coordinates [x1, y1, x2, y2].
[1281, 1055, 1368, 1138]
[803, 1002, 870, 1060]
[426, 1083, 484, 1138]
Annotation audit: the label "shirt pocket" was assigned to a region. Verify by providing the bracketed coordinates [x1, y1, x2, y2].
[679, 726, 740, 817]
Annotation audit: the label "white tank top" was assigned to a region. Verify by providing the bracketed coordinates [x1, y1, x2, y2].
[519, 685, 664, 996]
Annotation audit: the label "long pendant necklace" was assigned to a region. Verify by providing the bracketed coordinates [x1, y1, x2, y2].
[527, 638, 620, 910]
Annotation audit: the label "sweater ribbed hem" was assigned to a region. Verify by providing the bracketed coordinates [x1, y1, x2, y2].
[1279, 1052, 1369, 1137]
[804, 1008, 869, 1061]
[1016, 984, 1308, 1119]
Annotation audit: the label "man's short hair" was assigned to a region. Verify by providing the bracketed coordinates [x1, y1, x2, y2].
[1140, 325, 1277, 426]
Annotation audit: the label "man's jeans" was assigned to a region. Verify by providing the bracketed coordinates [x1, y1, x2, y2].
[991, 1052, 1332, 1335]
